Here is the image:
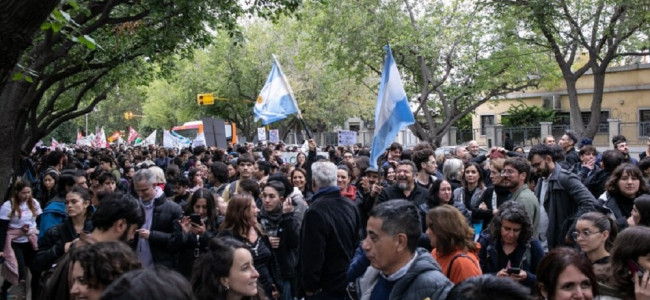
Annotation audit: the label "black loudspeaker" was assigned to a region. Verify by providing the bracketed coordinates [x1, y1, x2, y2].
[201, 117, 227, 148]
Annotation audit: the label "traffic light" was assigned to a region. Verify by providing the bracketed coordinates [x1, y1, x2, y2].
[124, 111, 134, 120]
[197, 93, 214, 106]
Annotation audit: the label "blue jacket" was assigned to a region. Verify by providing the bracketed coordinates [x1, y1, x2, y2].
[39, 196, 66, 239]
[356, 248, 453, 300]
[477, 232, 544, 289]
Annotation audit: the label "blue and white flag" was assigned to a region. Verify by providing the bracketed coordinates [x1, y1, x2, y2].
[369, 45, 415, 168]
[163, 130, 191, 148]
[254, 57, 300, 125]
[171, 130, 192, 145]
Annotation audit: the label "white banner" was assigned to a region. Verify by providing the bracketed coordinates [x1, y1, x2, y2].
[163, 130, 190, 148]
[135, 130, 157, 147]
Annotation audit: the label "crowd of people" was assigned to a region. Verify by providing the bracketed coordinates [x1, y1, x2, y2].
[4, 132, 650, 300]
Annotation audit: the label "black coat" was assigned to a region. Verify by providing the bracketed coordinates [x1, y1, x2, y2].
[32, 217, 93, 275]
[535, 166, 597, 249]
[133, 195, 183, 270]
[258, 210, 300, 278]
[299, 187, 360, 296]
[376, 184, 428, 206]
[176, 218, 220, 279]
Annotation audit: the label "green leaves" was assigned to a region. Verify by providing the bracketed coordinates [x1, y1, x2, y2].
[501, 102, 555, 127]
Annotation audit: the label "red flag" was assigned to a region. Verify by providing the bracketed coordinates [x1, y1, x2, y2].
[108, 130, 121, 143]
[127, 126, 140, 144]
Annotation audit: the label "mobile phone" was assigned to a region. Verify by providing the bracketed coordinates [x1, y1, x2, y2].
[189, 214, 202, 224]
[627, 259, 645, 281]
[507, 267, 521, 275]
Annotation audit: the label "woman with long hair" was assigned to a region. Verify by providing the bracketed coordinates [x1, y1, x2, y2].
[478, 201, 544, 290]
[536, 247, 599, 300]
[32, 186, 93, 297]
[188, 167, 205, 193]
[442, 158, 464, 191]
[599, 163, 649, 231]
[192, 237, 263, 300]
[35, 170, 58, 208]
[426, 205, 482, 284]
[574, 212, 618, 297]
[477, 158, 510, 225]
[294, 152, 307, 170]
[0, 180, 42, 297]
[631, 194, 650, 227]
[337, 165, 357, 202]
[453, 162, 488, 234]
[219, 195, 281, 299]
[381, 164, 396, 186]
[609, 226, 650, 299]
[258, 180, 299, 300]
[69, 241, 142, 300]
[177, 188, 221, 279]
[423, 179, 471, 225]
[290, 168, 312, 201]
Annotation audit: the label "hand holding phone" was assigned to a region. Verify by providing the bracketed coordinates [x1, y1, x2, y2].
[628, 259, 645, 281]
[190, 214, 202, 225]
[507, 267, 521, 275]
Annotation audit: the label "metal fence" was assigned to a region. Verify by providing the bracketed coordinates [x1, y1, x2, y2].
[275, 121, 650, 150]
[619, 122, 650, 145]
[457, 129, 481, 145]
[503, 127, 542, 148]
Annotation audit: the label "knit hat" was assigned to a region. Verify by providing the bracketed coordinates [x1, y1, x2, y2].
[612, 135, 627, 147]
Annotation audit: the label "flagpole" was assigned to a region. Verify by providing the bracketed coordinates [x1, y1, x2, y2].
[272, 54, 312, 139]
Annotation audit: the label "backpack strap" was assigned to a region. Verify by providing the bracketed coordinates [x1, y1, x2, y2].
[446, 252, 477, 278]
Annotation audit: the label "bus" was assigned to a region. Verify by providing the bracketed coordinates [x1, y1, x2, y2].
[171, 120, 237, 144]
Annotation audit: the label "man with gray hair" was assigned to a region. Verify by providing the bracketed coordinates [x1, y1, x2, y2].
[356, 199, 453, 300]
[377, 160, 428, 207]
[300, 161, 360, 299]
[133, 168, 183, 271]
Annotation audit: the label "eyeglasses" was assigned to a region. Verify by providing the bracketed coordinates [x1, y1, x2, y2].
[571, 231, 602, 241]
[501, 169, 517, 176]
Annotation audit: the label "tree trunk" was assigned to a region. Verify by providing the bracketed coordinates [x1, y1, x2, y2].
[0, 81, 31, 200]
[564, 75, 585, 137]
[0, 0, 60, 83]
[584, 71, 607, 139]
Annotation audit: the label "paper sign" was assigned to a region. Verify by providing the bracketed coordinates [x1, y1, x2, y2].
[269, 129, 280, 143]
[338, 130, 357, 146]
[257, 127, 267, 141]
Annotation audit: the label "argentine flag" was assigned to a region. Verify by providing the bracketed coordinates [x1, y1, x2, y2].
[171, 130, 192, 146]
[254, 60, 299, 125]
[369, 45, 415, 168]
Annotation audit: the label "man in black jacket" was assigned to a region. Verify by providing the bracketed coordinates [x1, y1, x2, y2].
[376, 160, 428, 206]
[300, 161, 360, 299]
[528, 144, 597, 250]
[133, 168, 183, 270]
[559, 131, 580, 166]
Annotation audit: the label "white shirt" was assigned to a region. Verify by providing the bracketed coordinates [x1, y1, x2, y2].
[0, 199, 42, 243]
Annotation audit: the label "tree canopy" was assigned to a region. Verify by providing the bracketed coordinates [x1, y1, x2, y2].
[485, 0, 650, 138]
[0, 0, 306, 198]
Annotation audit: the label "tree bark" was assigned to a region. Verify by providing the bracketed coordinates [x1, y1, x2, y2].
[0, 0, 60, 83]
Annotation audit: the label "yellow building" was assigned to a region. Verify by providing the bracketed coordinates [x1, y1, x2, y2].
[472, 63, 650, 150]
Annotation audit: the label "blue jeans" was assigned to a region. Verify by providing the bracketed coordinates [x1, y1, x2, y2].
[280, 279, 293, 300]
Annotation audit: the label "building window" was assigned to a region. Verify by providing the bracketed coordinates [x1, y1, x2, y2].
[480, 115, 494, 135]
[349, 123, 361, 132]
[640, 110, 650, 137]
[555, 111, 609, 133]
